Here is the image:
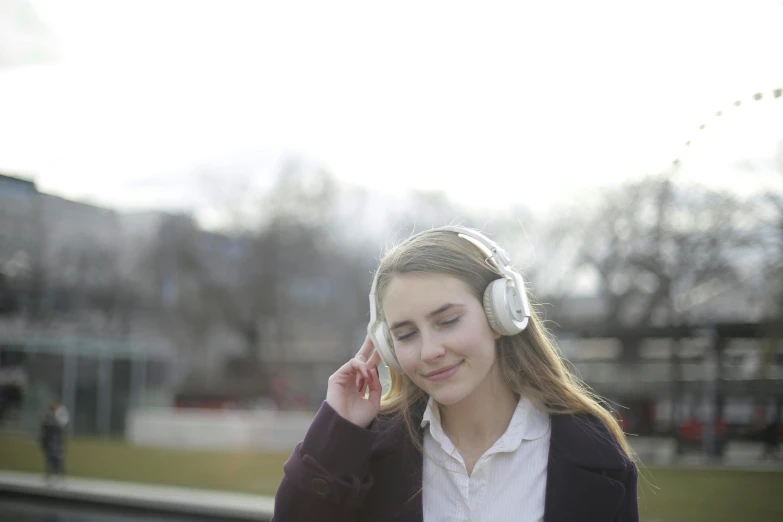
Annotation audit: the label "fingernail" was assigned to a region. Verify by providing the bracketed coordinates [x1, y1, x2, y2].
[357, 378, 365, 392]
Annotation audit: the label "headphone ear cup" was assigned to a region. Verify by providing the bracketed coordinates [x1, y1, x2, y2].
[483, 279, 505, 335]
[370, 323, 404, 374]
[483, 278, 524, 337]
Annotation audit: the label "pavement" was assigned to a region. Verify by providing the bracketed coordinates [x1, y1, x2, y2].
[0, 470, 275, 521]
[630, 437, 783, 470]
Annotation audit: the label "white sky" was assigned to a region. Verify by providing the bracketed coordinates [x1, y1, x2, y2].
[1, 0, 782, 219]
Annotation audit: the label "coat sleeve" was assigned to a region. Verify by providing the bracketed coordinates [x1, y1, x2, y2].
[271, 401, 378, 522]
[615, 462, 639, 522]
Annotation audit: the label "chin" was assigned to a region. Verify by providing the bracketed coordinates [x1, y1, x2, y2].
[427, 384, 473, 406]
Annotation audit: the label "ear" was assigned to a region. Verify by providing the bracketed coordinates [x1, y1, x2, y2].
[493, 331, 502, 340]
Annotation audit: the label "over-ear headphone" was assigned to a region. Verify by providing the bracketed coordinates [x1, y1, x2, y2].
[367, 226, 531, 374]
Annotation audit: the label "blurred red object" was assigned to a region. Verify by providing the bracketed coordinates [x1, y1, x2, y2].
[678, 419, 727, 441]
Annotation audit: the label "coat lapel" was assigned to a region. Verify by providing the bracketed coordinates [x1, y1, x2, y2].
[369, 410, 629, 522]
[543, 414, 628, 522]
[359, 412, 425, 522]
[391, 444, 423, 522]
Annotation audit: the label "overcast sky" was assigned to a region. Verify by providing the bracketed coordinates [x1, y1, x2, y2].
[1, 0, 782, 221]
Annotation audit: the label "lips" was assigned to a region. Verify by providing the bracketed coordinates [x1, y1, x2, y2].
[425, 362, 462, 381]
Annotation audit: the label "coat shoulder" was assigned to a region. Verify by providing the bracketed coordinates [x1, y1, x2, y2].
[550, 413, 635, 472]
[368, 410, 413, 454]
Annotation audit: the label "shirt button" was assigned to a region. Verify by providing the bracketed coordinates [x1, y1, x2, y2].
[311, 477, 331, 498]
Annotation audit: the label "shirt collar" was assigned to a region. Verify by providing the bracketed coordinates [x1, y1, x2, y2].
[420, 393, 550, 454]
[420, 395, 453, 452]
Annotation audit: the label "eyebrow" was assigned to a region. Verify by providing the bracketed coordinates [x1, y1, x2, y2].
[389, 303, 465, 331]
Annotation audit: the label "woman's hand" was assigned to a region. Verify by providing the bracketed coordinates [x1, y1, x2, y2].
[326, 335, 383, 429]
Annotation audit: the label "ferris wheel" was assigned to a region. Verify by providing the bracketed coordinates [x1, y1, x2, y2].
[671, 86, 783, 168]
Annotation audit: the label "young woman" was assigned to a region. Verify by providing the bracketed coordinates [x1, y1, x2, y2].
[273, 226, 639, 522]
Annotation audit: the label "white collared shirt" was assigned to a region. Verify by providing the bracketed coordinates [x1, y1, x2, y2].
[420, 395, 551, 522]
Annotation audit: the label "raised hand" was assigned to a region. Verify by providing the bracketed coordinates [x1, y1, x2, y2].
[325, 335, 383, 428]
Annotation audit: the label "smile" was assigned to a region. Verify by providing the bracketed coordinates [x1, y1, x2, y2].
[425, 362, 462, 381]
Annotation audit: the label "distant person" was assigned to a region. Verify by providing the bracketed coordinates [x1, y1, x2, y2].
[39, 400, 69, 485]
[273, 227, 639, 521]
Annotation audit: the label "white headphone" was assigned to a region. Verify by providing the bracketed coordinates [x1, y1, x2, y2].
[367, 226, 531, 374]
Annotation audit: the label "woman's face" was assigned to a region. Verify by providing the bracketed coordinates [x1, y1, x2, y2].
[382, 273, 501, 406]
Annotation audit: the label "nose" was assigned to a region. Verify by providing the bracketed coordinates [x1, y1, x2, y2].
[419, 330, 446, 363]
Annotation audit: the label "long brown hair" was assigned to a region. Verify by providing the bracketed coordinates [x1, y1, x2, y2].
[374, 228, 635, 460]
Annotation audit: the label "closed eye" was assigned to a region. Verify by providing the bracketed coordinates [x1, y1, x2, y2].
[440, 317, 460, 327]
[393, 316, 461, 342]
[395, 331, 415, 342]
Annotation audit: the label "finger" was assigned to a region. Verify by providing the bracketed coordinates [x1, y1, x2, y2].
[331, 358, 369, 385]
[367, 367, 382, 406]
[367, 347, 382, 369]
[357, 362, 375, 396]
[349, 359, 372, 382]
[364, 366, 378, 393]
[365, 364, 381, 395]
[355, 335, 375, 361]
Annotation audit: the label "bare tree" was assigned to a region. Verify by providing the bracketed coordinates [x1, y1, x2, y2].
[551, 175, 753, 328]
[143, 158, 371, 373]
[737, 139, 783, 316]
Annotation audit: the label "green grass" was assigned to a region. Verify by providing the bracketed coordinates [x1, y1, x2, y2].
[2, 433, 782, 521]
[0, 433, 288, 496]
[637, 466, 783, 522]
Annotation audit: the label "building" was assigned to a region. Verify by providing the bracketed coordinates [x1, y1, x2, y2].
[0, 173, 42, 315]
[0, 174, 179, 435]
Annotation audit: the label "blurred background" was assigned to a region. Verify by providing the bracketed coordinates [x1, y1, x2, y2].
[0, 0, 782, 521]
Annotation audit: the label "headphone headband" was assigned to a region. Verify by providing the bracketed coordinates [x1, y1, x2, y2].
[367, 226, 531, 373]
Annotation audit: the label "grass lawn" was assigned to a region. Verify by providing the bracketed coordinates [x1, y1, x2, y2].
[637, 466, 782, 522]
[0, 433, 289, 496]
[2, 433, 782, 522]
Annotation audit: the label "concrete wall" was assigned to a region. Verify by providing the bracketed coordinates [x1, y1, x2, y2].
[126, 408, 316, 452]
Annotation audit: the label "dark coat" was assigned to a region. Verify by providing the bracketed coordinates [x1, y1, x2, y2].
[273, 401, 638, 521]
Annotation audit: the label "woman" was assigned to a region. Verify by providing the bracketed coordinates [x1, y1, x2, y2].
[273, 226, 638, 521]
